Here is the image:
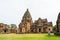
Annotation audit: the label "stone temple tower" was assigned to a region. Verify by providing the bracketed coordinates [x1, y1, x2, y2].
[19, 9, 33, 33]
[55, 12, 60, 35]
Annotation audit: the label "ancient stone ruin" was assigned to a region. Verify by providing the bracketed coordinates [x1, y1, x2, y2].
[19, 9, 33, 33]
[0, 23, 10, 33]
[0, 9, 53, 34]
[31, 18, 53, 33]
[55, 12, 60, 35]
[19, 9, 53, 33]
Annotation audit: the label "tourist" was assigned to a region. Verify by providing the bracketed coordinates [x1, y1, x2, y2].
[48, 29, 50, 36]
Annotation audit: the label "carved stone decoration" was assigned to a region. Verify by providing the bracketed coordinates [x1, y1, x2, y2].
[0, 23, 11, 34]
[55, 12, 60, 35]
[31, 18, 53, 33]
[19, 9, 53, 33]
[19, 9, 33, 33]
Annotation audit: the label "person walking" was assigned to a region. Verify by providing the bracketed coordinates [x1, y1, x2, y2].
[48, 29, 50, 36]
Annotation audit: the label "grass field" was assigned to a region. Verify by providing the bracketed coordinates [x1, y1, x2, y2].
[0, 33, 60, 40]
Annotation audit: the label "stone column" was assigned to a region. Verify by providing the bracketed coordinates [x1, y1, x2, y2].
[41, 27, 43, 33]
[37, 28, 39, 33]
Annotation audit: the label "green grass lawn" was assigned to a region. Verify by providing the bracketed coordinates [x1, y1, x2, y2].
[0, 33, 60, 40]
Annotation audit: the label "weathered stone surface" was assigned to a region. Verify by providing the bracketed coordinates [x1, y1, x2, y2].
[31, 18, 53, 33]
[19, 9, 53, 33]
[0, 23, 11, 33]
[55, 12, 60, 35]
[19, 9, 33, 33]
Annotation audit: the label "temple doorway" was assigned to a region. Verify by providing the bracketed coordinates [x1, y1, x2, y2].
[4, 29, 7, 33]
[39, 29, 41, 32]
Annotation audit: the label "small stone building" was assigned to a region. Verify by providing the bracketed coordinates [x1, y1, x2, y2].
[0, 23, 10, 33]
[31, 18, 53, 33]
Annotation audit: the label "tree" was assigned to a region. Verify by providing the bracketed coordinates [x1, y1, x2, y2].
[11, 24, 17, 33]
[53, 25, 56, 31]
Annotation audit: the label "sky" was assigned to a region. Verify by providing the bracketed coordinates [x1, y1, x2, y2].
[0, 0, 60, 26]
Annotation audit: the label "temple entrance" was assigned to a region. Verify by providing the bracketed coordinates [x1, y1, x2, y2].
[4, 29, 7, 33]
[39, 29, 41, 32]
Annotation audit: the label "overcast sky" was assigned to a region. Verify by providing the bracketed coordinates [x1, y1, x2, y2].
[0, 0, 60, 26]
